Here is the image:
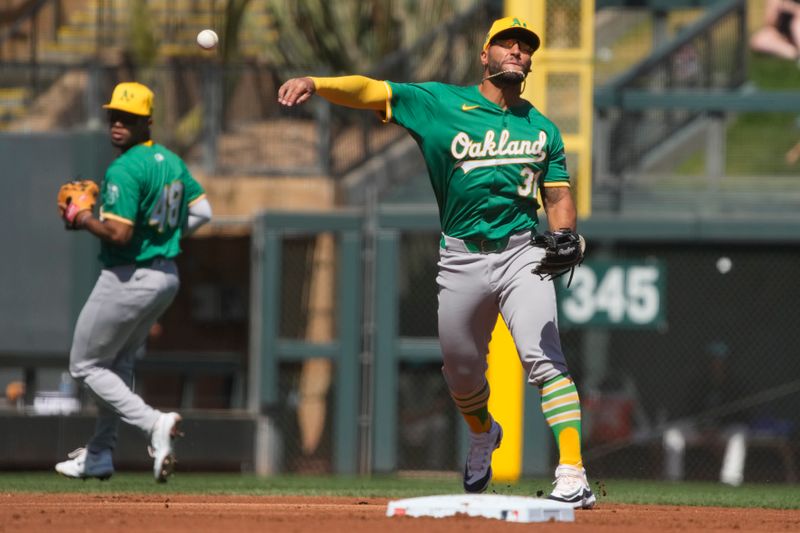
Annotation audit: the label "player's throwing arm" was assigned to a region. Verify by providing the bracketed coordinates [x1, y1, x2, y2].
[277, 77, 317, 107]
[274, 17, 596, 508]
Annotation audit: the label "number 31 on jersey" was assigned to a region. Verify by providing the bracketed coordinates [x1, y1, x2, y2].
[517, 167, 542, 199]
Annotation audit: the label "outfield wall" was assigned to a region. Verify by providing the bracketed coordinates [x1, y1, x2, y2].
[1, 135, 798, 482]
[249, 209, 800, 481]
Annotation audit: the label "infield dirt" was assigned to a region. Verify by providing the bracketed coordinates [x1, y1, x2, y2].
[1, 494, 799, 532]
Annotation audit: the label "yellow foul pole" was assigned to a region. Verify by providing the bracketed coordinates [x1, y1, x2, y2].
[486, 314, 524, 481]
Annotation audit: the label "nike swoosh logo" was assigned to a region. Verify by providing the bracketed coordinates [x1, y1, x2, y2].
[461, 104, 480, 111]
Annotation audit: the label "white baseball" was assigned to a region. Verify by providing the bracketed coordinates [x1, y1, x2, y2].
[716, 256, 732, 274]
[197, 29, 218, 49]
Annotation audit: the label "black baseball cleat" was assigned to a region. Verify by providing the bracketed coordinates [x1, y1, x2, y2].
[463, 420, 503, 493]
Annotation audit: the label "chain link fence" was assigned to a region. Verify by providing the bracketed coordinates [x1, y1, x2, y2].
[249, 212, 800, 482]
[575, 243, 800, 484]
[393, 238, 800, 482]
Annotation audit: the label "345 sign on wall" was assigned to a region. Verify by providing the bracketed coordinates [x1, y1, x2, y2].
[557, 260, 666, 328]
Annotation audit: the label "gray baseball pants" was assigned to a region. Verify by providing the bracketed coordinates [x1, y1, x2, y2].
[68, 258, 179, 452]
[437, 231, 569, 396]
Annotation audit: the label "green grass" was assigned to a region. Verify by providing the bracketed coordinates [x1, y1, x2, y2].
[676, 52, 800, 176]
[677, 110, 800, 176]
[749, 53, 800, 90]
[589, 479, 800, 509]
[2, 473, 799, 509]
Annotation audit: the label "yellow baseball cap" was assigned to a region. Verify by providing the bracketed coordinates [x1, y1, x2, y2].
[483, 16, 541, 52]
[102, 82, 154, 116]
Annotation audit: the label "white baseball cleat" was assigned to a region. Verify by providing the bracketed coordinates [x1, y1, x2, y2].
[463, 420, 503, 493]
[547, 464, 596, 509]
[149, 412, 182, 483]
[55, 447, 114, 480]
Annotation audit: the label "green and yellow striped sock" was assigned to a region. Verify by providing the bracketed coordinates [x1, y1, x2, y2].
[540, 374, 583, 467]
[450, 381, 492, 433]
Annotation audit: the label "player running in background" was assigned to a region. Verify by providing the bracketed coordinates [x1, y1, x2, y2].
[277, 16, 594, 509]
[54, 82, 212, 482]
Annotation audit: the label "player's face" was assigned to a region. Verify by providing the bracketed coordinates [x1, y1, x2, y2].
[483, 35, 533, 86]
[107, 110, 150, 149]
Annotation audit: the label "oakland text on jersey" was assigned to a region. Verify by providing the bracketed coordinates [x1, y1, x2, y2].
[451, 129, 548, 173]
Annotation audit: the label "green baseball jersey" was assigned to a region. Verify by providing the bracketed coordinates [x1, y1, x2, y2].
[98, 141, 205, 267]
[386, 82, 569, 240]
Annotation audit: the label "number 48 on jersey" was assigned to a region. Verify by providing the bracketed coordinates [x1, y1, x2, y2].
[149, 182, 185, 232]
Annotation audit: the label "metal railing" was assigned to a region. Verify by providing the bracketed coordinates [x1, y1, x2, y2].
[594, 0, 747, 178]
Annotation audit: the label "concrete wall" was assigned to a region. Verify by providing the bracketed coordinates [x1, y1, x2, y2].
[0, 130, 112, 354]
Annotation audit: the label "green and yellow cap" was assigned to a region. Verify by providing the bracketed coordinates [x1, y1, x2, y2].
[102, 82, 154, 116]
[483, 16, 541, 52]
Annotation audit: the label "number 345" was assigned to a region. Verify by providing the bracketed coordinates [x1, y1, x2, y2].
[561, 265, 662, 325]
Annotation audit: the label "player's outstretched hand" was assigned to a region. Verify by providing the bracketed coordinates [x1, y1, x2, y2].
[278, 77, 316, 107]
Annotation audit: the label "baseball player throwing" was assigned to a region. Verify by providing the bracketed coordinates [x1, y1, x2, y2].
[54, 82, 212, 482]
[278, 17, 594, 508]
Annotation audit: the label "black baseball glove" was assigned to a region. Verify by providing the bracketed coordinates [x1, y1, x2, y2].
[531, 228, 586, 286]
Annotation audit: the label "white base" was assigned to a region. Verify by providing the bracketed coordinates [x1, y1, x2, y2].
[386, 494, 575, 523]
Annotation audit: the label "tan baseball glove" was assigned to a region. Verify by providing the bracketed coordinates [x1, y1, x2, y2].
[57, 179, 99, 229]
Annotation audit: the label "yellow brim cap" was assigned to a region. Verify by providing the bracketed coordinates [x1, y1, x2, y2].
[102, 82, 154, 116]
[483, 16, 541, 52]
